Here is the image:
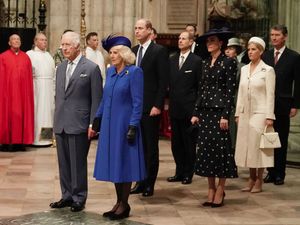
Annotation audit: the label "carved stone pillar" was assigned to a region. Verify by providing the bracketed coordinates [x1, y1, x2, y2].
[38, 0, 47, 32]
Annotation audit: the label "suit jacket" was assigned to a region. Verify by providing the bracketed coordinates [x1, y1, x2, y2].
[53, 56, 103, 134]
[193, 53, 237, 119]
[169, 52, 202, 119]
[235, 60, 276, 120]
[132, 41, 169, 113]
[263, 47, 300, 115]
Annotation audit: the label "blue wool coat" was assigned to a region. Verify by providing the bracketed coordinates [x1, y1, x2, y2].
[93, 65, 146, 183]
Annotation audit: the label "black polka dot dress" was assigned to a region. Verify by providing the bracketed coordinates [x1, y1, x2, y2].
[193, 54, 238, 178]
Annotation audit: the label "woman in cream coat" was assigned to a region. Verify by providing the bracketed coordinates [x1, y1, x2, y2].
[235, 37, 275, 193]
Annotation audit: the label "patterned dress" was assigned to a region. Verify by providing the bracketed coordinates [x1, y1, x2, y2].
[193, 53, 238, 178]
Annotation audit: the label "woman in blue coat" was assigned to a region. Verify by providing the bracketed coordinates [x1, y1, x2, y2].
[92, 35, 146, 220]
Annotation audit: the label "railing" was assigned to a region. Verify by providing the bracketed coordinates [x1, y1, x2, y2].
[0, 0, 46, 31]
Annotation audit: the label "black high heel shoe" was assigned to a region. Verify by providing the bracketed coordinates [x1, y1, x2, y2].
[109, 204, 131, 220]
[103, 203, 120, 217]
[211, 192, 225, 208]
[202, 201, 213, 207]
[103, 210, 116, 218]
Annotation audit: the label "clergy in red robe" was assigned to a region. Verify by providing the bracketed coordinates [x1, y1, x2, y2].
[0, 34, 34, 150]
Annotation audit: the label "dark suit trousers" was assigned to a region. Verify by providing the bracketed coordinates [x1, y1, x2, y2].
[171, 118, 195, 177]
[56, 132, 90, 204]
[141, 114, 160, 187]
[267, 115, 290, 179]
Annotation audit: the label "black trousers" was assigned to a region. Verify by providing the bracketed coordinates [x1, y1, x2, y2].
[56, 132, 90, 203]
[170, 118, 196, 178]
[267, 115, 290, 179]
[140, 114, 160, 188]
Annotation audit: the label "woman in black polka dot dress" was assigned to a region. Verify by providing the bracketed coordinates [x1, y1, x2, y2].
[191, 28, 238, 208]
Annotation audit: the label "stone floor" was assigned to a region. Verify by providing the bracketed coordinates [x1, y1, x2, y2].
[0, 139, 300, 225]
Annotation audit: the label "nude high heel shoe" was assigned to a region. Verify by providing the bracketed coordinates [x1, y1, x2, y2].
[251, 180, 262, 193]
[241, 179, 256, 192]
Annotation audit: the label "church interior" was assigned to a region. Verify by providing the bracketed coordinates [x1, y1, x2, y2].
[0, 0, 300, 224]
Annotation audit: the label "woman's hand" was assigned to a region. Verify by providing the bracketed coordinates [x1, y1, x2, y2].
[191, 116, 199, 125]
[235, 116, 239, 124]
[265, 119, 274, 127]
[220, 118, 229, 130]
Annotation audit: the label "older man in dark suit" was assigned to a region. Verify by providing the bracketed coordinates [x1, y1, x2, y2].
[130, 18, 169, 197]
[263, 25, 300, 185]
[167, 31, 202, 185]
[50, 31, 102, 211]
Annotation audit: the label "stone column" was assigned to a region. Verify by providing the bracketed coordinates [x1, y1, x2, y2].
[278, 0, 300, 52]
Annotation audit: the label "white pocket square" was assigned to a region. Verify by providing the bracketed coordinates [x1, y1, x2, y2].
[80, 74, 88, 77]
[184, 70, 192, 73]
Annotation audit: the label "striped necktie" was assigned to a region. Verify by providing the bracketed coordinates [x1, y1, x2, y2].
[274, 51, 280, 65]
[137, 45, 143, 67]
[65, 61, 74, 90]
[179, 55, 185, 69]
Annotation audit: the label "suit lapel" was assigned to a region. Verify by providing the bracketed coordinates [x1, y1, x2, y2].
[140, 41, 154, 67]
[275, 47, 288, 67]
[60, 61, 68, 92]
[179, 52, 192, 71]
[66, 56, 85, 93]
[173, 53, 193, 83]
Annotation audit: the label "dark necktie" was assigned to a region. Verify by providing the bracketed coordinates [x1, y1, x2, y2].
[179, 55, 185, 69]
[274, 51, 280, 65]
[65, 61, 74, 90]
[137, 46, 143, 67]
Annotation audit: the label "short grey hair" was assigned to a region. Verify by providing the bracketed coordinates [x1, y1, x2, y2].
[112, 45, 136, 65]
[62, 31, 80, 47]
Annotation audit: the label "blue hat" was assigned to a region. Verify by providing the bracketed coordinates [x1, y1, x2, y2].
[101, 34, 131, 52]
[197, 27, 234, 42]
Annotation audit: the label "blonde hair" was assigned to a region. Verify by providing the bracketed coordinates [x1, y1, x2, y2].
[112, 45, 136, 65]
[248, 42, 264, 52]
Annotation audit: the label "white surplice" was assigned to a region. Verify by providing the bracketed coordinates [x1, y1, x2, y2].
[85, 46, 106, 85]
[27, 47, 55, 146]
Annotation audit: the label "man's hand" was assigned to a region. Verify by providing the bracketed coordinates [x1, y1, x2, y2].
[290, 108, 297, 117]
[88, 127, 96, 140]
[149, 107, 161, 116]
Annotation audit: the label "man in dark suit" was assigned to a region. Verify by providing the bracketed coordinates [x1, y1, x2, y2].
[167, 31, 202, 184]
[262, 24, 300, 185]
[50, 31, 103, 211]
[186, 24, 209, 59]
[130, 18, 168, 197]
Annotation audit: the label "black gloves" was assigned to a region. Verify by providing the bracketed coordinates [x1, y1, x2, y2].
[127, 125, 137, 144]
[92, 117, 101, 132]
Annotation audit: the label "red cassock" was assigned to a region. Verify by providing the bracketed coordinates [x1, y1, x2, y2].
[0, 49, 34, 144]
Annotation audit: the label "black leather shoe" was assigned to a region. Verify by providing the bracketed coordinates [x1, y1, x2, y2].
[130, 183, 144, 194]
[263, 174, 275, 183]
[167, 175, 183, 182]
[70, 202, 85, 212]
[142, 186, 154, 197]
[49, 199, 73, 208]
[182, 177, 192, 185]
[274, 177, 284, 185]
[109, 204, 131, 220]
